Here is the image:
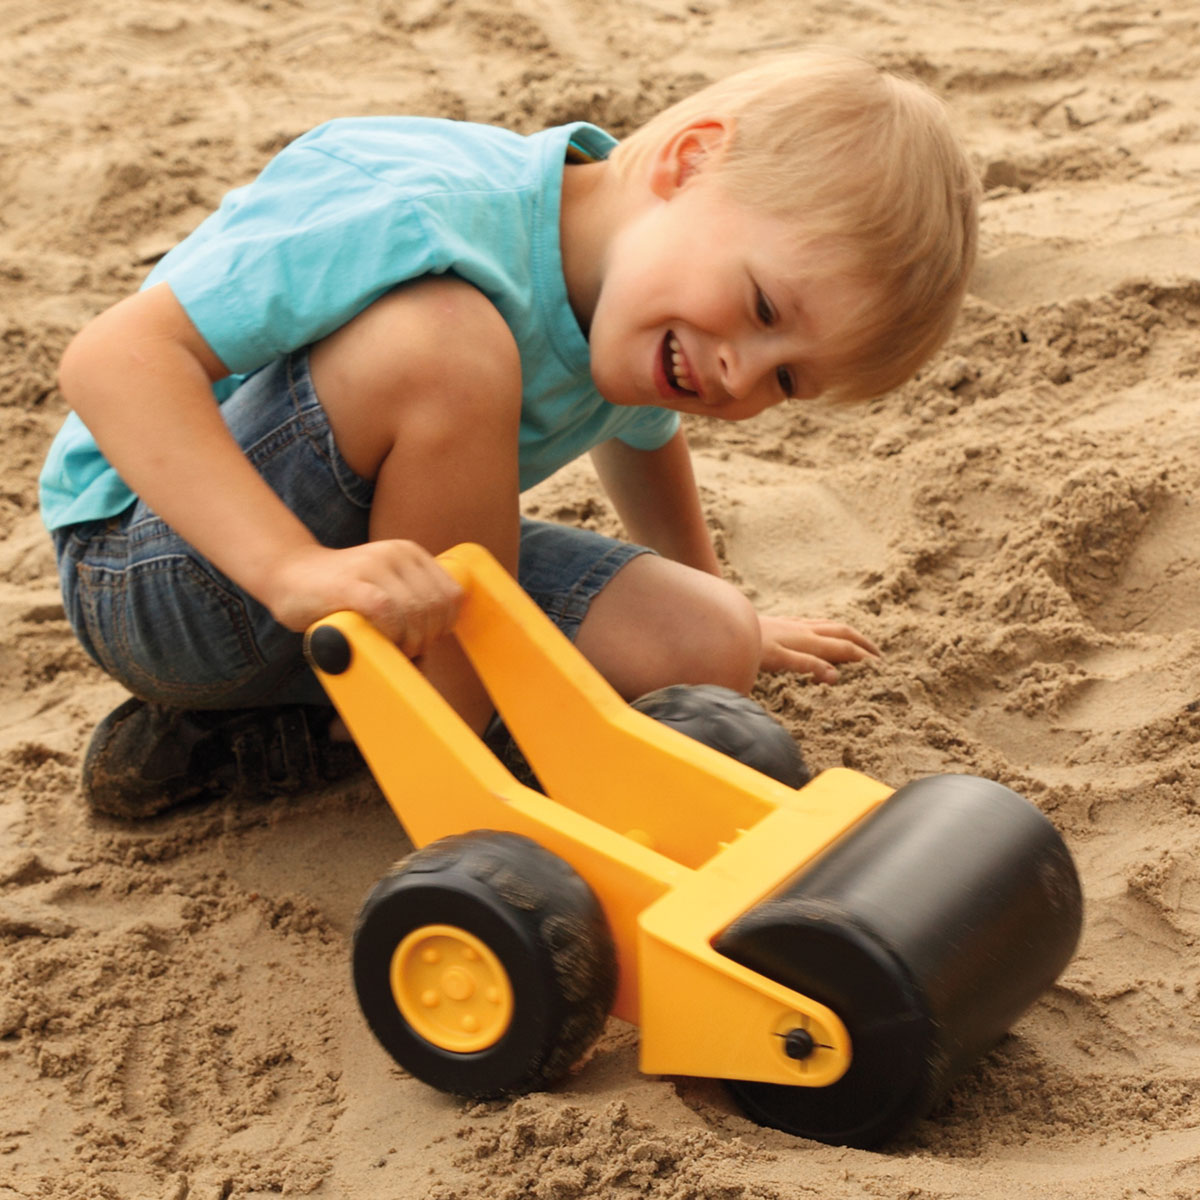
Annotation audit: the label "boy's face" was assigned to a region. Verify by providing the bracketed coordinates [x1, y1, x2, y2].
[587, 141, 875, 419]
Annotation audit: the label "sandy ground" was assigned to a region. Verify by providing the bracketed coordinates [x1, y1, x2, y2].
[3, 0, 1200, 1196]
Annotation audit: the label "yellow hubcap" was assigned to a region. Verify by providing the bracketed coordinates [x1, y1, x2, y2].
[390, 924, 514, 1052]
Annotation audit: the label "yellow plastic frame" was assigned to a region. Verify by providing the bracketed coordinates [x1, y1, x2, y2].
[306, 543, 893, 1088]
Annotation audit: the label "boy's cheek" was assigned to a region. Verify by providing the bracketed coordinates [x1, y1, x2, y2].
[590, 351, 637, 408]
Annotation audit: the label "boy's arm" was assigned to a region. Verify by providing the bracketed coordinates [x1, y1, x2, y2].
[590, 430, 879, 682]
[589, 428, 721, 573]
[58, 282, 461, 657]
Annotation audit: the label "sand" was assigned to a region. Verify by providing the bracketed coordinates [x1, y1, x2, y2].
[3, 0, 1200, 1196]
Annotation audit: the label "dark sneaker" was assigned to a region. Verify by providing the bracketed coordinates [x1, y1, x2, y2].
[82, 696, 366, 819]
[482, 685, 810, 794]
[629, 684, 811, 788]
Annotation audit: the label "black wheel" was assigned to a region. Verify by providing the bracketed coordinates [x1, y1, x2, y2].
[630, 684, 810, 787]
[715, 774, 1083, 1147]
[353, 830, 617, 1098]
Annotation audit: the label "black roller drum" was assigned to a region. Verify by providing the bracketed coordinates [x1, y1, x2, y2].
[714, 773, 1083, 1147]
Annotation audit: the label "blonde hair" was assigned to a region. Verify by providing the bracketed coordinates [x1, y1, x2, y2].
[611, 49, 980, 400]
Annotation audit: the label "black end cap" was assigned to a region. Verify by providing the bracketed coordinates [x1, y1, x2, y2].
[306, 624, 352, 675]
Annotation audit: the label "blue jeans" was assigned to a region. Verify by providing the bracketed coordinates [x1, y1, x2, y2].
[52, 351, 650, 709]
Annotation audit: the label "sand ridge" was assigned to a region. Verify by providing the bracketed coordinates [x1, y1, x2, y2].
[3, 0, 1200, 1196]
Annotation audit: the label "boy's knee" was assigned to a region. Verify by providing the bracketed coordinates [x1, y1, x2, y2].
[390, 281, 520, 441]
[685, 577, 762, 694]
[394, 278, 520, 391]
[311, 277, 521, 477]
[579, 557, 762, 698]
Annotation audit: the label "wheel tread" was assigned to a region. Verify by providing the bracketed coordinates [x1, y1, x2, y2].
[354, 830, 616, 1097]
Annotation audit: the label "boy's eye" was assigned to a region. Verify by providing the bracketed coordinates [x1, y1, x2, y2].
[776, 366, 796, 398]
[756, 288, 775, 325]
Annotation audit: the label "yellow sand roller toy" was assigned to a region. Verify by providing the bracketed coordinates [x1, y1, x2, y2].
[303, 542, 1082, 1148]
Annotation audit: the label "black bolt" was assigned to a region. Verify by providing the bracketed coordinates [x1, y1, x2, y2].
[782, 1027, 817, 1061]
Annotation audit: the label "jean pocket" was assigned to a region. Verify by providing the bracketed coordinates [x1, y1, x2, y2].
[75, 553, 268, 707]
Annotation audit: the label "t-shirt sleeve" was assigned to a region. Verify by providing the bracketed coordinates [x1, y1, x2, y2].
[152, 137, 441, 375]
[612, 406, 681, 452]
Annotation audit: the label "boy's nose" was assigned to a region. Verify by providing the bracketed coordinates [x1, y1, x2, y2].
[717, 343, 769, 403]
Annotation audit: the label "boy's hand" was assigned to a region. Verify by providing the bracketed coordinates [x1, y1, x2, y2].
[267, 540, 464, 660]
[758, 613, 881, 684]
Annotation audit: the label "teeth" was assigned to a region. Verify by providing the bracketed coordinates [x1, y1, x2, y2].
[668, 335, 694, 392]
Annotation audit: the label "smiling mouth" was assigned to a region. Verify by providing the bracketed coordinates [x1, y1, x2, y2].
[662, 332, 698, 395]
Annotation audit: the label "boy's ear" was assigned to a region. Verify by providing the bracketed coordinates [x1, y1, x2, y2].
[647, 120, 731, 199]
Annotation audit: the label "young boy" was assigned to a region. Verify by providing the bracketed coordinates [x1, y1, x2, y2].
[40, 49, 979, 819]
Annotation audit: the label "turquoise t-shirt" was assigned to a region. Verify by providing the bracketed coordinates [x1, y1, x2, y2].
[39, 118, 679, 530]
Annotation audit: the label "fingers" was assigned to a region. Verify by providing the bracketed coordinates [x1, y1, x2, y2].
[355, 540, 464, 658]
[795, 620, 882, 660]
[273, 540, 464, 658]
[762, 644, 873, 684]
[758, 614, 882, 683]
[799, 631, 880, 667]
